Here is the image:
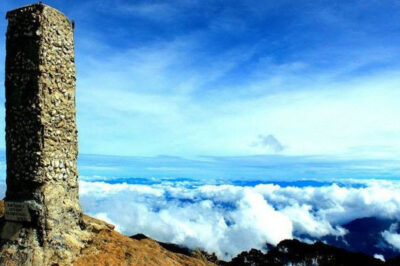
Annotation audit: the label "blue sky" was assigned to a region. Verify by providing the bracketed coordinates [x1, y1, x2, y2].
[2, 2, 400, 256]
[1, 0, 400, 159]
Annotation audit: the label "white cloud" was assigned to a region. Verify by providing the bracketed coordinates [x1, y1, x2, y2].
[255, 181, 400, 225]
[382, 224, 400, 252]
[78, 179, 400, 259]
[80, 181, 292, 259]
[280, 203, 346, 238]
[374, 254, 385, 262]
[251, 134, 285, 153]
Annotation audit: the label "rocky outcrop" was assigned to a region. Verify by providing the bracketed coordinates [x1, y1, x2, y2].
[130, 234, 222, 265]
[74, 227, 215, 266]
[0, 201, 216, 266]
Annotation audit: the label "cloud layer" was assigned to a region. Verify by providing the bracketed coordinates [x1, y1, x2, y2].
[78, 179, 400, 259]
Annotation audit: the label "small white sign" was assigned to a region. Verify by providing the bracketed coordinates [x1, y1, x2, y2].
[4, 201, 31, 222]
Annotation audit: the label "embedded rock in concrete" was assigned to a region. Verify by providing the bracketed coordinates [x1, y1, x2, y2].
[0, 3, 89, 265]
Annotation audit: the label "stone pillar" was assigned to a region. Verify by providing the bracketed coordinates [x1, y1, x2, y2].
[1, 3, 85, 265]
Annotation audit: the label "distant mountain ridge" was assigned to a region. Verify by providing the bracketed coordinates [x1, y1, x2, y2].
[321, 217, 399, 259]
[131, 233, 400, 266]
[223, 239, 400, 266]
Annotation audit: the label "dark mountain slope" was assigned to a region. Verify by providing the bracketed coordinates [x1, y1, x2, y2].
[322, 217, 399, 259]
[224, 239, 385, 266]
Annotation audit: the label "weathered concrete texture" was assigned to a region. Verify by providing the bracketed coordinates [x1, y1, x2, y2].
[1, 3, 88, 265]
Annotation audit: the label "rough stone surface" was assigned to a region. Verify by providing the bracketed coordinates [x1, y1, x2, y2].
[0, 3, 85, 265]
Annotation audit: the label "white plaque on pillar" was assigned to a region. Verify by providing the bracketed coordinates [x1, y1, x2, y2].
[4, 201, 31, 222]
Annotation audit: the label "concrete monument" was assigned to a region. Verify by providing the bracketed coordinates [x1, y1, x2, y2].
[0, 3, 89, 265]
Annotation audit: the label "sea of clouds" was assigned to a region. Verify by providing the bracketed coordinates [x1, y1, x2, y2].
[78, 179, 400, 259]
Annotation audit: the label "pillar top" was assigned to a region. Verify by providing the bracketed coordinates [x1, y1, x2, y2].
[6, 2, 68, 21]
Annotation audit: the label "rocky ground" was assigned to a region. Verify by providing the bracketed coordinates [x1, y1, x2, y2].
[0, 201, 214, 266]
[73, 218, 214, 266]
